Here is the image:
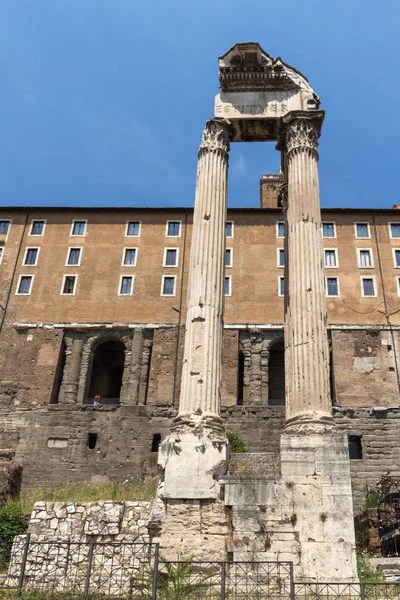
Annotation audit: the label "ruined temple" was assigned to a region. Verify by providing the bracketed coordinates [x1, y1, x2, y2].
[0, 42, 399, 579]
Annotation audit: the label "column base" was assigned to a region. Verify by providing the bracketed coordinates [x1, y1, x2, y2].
[157, 416, 229, 500]
[285, 410, 336, 434]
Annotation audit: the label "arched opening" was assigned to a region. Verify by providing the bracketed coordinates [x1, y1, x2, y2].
[87, 340, 125, 404]
[268, 340, 285, 406]
[237, 350, 244, 406]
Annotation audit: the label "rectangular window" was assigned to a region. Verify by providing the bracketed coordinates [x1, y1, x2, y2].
[394, 249, 400, 268]
[397, 277, 400, 297]
[358, 249, 373, 268]
[225, 248, 232, 267]
[164, 248, 178, 267]
[224, 276, 231, 296]
[67, 248, 81, 266]
[390, 223, 400, 239]
[166, 221, 181, 237]
[326, 277, 339, 297]
[71, 220, 87, 236]
[348, 436, 363, 460]
[119, 276, 133, 295]
[17, 275, 33, 295]
[0, 221, 10, 235]
[278, 248, 285, 268]
[162, 276, 176, 296]
[126, 221, 141, 237]
[226, 222, 234, 238]
[324, 249, 337, 268]
[0, 248, 3, 264]
[322, 222, 336, 238]
[24, 248, 39, 266]
[30, 220, 45, 236]
[61, 275, 77, 295]
[123, 248, 137, 267]
[279, 277, 285, 297]
[362, 277, 375, 297]
[277, 222, 285, 238]
[355, 223, 370, 238]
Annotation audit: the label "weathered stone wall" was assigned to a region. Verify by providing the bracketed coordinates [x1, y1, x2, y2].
[29, 500, 150, 541]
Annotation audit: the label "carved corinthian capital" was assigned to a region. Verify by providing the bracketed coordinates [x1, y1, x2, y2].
[281, 110, 324, 159]
[198, 119, 231, 157]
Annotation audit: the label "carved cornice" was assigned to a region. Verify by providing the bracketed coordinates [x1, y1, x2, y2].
[198, 119, 231, 157]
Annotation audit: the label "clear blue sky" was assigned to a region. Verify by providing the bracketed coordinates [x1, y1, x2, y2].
[0, 0, 399, 209]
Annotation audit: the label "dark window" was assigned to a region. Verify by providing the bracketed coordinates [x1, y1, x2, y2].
[167, 221, 180, 236]
[323, 223, 335, 238]
[279, 249, 285, 267]
[348, 436, 363, 460]
[356, 223, 369, 238]
[87, 433, 98, 450]
[166, 249, 177, 266]
[18, 276, 32, 294]
[123, 249, 136, 266]
[279, 277, 285, 296]
[277, 222, 285, 238]
[391, 223, 400, 238]
[163, 277, 175, 295]
[224, 277, 230, 296]
[151, 434, 161, 452]
[395, 250, 400, 267]
[68, 248, 81, 265]
[30, 220, 44, 235]
[127, 221, 140, 236]
[226, 222, 233, 237]
[363, 278, 375, 296]
[120, 276, 133, 295]
[237, 351, 244, 406]
[72, 221, 86, 236]
[326, 277, 338, 296]
[24, 248, 38, 265]
[225, 249, 232, 267]
[63, 276, 76, 294]
[0, 221, 10, 235]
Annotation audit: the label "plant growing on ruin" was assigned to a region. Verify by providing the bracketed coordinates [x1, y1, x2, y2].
[227, 432, 245, 454]
[320, 512, 328, 523]
[156, 555, 217, 600]
[361, 490, 379, 511]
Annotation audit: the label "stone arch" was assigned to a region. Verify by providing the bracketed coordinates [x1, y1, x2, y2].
[85, 336, 126, 403]
[268, 338, 285, 406]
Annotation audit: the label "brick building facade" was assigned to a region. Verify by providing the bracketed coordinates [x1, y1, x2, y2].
[1, 181, 400, 508]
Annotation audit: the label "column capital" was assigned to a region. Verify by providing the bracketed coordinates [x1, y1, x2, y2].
[278, 110, 324, 158]
[198, 118, 231, 157]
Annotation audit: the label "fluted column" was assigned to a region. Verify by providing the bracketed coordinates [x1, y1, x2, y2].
[175, 118, 230, 428]
[60, 338, 83, 404]
[280, 111, 335, 432]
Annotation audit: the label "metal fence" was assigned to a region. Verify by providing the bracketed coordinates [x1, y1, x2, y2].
[0, 534, 400, 600]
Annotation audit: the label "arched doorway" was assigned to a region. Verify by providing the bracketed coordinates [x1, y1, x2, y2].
[87, 340, 125, 403]
[268, 340, 285, 406]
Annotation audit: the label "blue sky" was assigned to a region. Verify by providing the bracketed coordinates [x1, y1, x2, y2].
[0, 0, 399, 209]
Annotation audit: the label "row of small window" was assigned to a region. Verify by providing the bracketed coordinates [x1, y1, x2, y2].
[1, 247, 180, 268]
[277, 276, 379, 297]
[0, 219, 227, 239]
[16, 274, 180, 296]
[277, 248, 400, 269]
[276, 222, 400, 240]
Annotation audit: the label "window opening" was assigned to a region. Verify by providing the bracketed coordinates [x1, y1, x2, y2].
[87, 433, 98, 450]
[151, 434, 161, 452]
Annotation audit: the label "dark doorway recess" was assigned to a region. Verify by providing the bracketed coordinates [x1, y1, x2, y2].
[87, 340, 125, 402]
[237, 351, 245, 406]
[268, 340, 285, 406]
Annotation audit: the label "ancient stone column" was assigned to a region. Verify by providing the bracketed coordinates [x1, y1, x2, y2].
[175, 118, 230, 427]
[281, 111, 335, 431]
[61, 338, 83, 404]
[123, 329, 144, 404]
[158, 118, 231, 499]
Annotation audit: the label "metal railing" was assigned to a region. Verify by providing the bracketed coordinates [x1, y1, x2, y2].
[83, 397, 121, 405]
[0, 534, 400, 600]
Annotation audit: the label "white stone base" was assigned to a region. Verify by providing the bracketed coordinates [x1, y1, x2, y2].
[223, 432, 358, 582]
[158, 427, 229, 500]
